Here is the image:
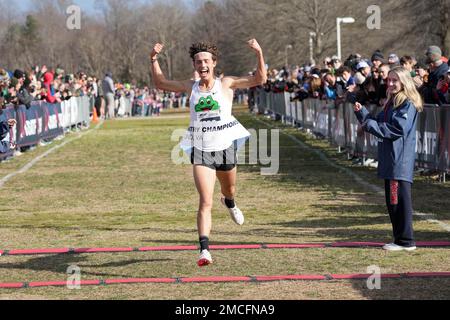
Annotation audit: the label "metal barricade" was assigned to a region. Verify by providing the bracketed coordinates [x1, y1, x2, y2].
[254, 89, 450, 174]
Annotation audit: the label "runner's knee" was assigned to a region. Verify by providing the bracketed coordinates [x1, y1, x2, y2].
[199, 199, 213, 211]
[221, 186, 236, 198]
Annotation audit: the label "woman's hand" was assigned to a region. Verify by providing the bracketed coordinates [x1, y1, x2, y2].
[151, 43, 164, 60]
[7, 119, 16, 127]
[347, 84, 357, 93]
[413, 76, 423, 88]
[354, 102, 362, 112]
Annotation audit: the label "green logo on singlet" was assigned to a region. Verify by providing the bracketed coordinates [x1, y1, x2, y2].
[195, 96, 219, 113]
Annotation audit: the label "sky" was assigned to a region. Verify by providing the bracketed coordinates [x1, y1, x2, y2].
[19, 0, 98, 13]
[18, 0, 196, 14]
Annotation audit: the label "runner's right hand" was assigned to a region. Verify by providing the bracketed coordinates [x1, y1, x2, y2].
[151, 43, 164, 60]
[354, 102, 362, 112]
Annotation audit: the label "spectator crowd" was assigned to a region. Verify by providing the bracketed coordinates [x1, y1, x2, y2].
[0, 65, 195, 119]
[1, 64, 207, 158]
[258, 45, 450, 108]
[2, 43, 449, 159]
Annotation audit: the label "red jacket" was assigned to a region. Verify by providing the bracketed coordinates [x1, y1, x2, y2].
[43, 72, 56, 103]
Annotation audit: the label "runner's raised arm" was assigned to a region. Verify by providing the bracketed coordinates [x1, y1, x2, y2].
[224, 39, 268, 90]
[150, 43, 193, 93]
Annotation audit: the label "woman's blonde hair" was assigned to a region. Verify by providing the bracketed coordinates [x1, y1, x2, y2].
[387, 67, 423, 112]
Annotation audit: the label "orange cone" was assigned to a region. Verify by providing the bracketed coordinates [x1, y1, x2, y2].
[92, 107, 99, 124]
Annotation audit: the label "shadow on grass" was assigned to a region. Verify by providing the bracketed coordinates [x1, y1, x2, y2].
[238, 115, 449, 242]
[0, 255, 173, 279]
[239, 114, 450, 300]
[2, 225, 198, 234]
[347, 278, 450, 300]
[272, 215, 389, 229]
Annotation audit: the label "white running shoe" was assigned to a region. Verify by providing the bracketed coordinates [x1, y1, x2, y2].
[198, 250, 213, 267]
[382, 243, 417, 252]
[221, 197, 244, 226]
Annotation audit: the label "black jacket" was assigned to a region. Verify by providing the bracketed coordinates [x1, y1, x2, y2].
[0, 119, 10, 153]
[0, 119, 8, 141]
[17, 87, 33, 108]
[424, 62, 449, 105]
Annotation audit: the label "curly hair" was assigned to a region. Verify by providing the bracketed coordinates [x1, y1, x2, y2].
[189, 42, 219, 62]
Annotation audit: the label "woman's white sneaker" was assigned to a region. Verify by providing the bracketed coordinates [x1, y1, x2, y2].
[221, 197, 244, 225]
[383, 243, 417, 251]
[198, 250, 213, 267]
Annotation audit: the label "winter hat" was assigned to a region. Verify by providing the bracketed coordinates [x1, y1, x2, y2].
[388, 54, 399, 64]
[43, 72, 54, 84]
[356, 61, 370, 70]
[426, 46, 442, 63]
[13, 69, 25, 80]
[371, 51, 384, 62]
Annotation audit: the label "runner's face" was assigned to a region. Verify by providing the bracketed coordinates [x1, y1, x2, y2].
[194, 52, 216, 80]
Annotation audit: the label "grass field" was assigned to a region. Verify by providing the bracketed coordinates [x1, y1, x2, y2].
[0, 107, 449, 300]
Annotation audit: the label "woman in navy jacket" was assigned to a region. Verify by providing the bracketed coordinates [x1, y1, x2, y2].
[354, 67, 423, 251]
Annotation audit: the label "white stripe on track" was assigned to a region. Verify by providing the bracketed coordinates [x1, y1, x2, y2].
[114, 115, 189, 121]
[0, 121, 104, 189]
[414, 212, 450, 232]
[253, 116, 450, 232]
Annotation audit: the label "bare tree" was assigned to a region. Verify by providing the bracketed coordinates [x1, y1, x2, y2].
[1, 0, 446, 85]
[143, 0, 192, 81]
[395, 0, 450, 56]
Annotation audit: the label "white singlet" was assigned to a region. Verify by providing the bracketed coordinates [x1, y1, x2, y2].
[179, 79, 250, 153]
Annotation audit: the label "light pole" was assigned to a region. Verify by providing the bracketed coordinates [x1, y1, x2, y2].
[336, 17, 355, 60]
[285, 44, 293, 67]
[309, 32, 316, 65]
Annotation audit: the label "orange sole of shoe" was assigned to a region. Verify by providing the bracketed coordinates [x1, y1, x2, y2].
[198, 259, 213, 267]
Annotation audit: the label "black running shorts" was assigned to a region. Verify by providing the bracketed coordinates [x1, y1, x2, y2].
[190, 143, 238, 171]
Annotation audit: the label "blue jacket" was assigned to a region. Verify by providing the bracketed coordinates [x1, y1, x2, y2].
[324, 85, 337, 100]
[355, 100, 418, 183]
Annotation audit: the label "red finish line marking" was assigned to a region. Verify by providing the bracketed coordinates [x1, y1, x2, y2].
[1, 272, 450, 290]
[1, 242, 449, 257]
